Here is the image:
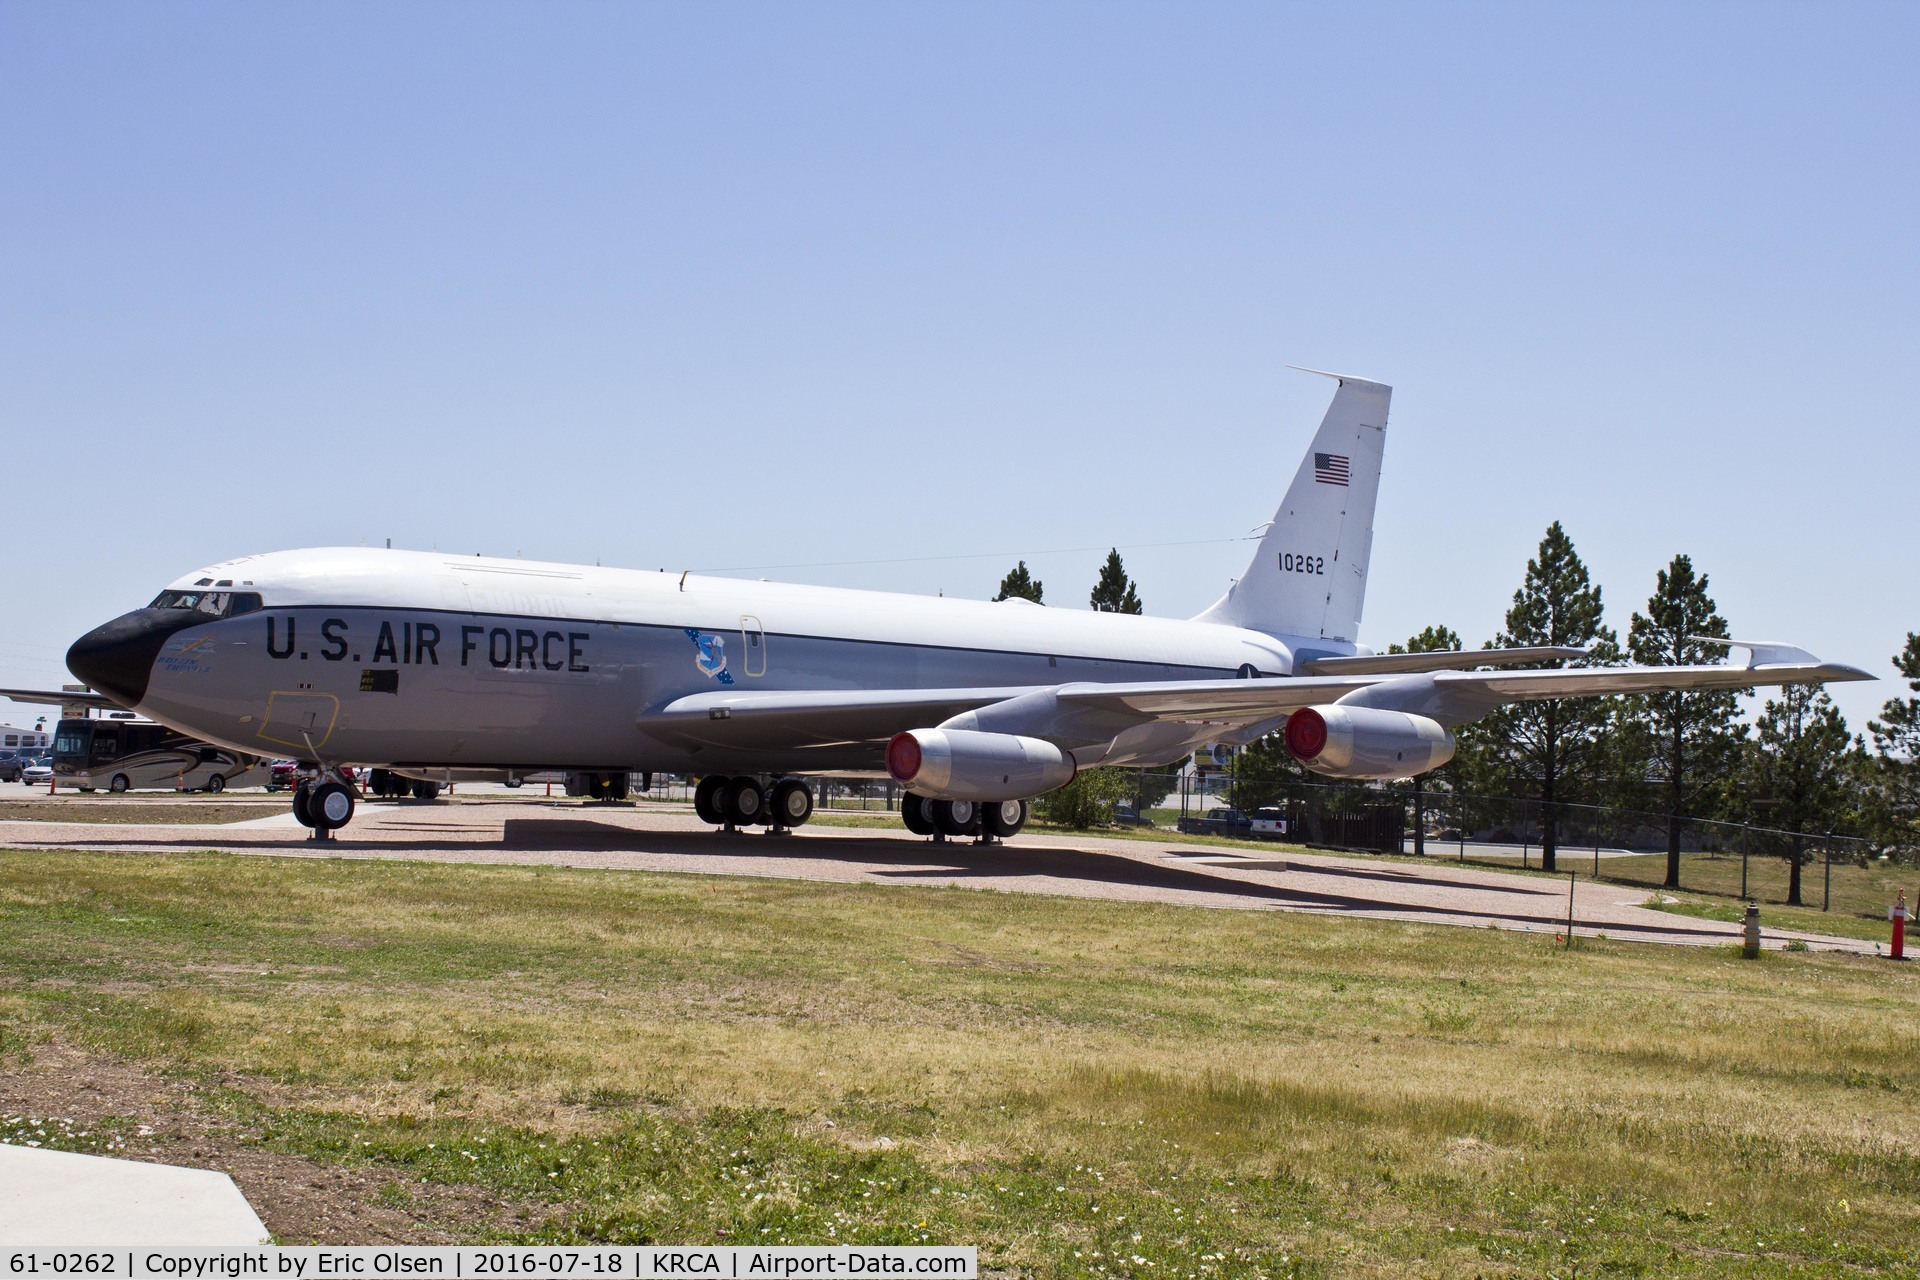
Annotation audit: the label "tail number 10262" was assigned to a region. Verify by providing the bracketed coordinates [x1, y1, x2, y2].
[1278, 552, 1325, 575]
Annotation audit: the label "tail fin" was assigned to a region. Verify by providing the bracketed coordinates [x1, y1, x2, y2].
[1192, 369, 1390, 643]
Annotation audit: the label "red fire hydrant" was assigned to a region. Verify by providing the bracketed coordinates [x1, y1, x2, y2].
[1891, 891, 1909, 962]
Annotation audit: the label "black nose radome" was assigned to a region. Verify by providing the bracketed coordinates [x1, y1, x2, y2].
[66, 608, 201, 708]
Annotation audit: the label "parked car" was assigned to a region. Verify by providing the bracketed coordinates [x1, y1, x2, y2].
[22, 758, 53, 787]
[1249, 807, 1289, 840]
[267, 761, 357, 792]
[0, 753, 25, 783]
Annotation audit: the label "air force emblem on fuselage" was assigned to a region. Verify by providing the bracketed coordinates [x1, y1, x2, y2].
[685, 629, 735, 685]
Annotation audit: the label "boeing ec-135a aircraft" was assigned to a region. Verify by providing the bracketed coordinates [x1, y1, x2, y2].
[21, 371, 1871, 839]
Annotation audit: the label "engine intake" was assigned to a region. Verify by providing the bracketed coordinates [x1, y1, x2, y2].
[886, 728, 1075, 802]
[1283, 705, 1455, 780]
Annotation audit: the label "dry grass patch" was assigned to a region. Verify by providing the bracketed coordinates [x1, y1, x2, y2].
[2, 849, 1918, 1275]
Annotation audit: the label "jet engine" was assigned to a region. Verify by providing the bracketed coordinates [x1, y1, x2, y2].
[886, 729, 1076, 802]
[1283, 705, 1455, 780]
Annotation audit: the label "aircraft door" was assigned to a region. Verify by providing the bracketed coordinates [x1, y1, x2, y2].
[740, 616, 767, 677]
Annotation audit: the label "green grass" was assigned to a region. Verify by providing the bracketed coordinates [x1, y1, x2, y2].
[2, 848, 1919, 1275]
[1645, 897, 1903, 946]
[1600, 851, 1916, 920]
[0, 800, 283, 825]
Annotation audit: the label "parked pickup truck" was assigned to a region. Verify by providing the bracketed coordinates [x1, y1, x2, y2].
[1178, 807, 1252, 837]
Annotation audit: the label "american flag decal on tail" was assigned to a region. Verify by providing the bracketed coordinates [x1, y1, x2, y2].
[1313, 452, 1350, 486]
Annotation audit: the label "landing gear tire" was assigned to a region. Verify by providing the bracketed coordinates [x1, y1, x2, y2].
[109, 774, 129, 794]
[983, 799, 1028, 840]
[900, 792, 935, 836]
[770, 778, 813, 828]
[310, 781, 355, 830]
[694, 776, 730, 825]
[292, 784, 315, 828]
[933, 799, 980, 837]
[205, 774, 225, 795]
[504, 777, 523, 788]
[725, 777, 767, 826]
[410, 781, 441, 801]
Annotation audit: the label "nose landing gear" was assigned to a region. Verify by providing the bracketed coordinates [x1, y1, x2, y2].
[291, 769, 359, 841]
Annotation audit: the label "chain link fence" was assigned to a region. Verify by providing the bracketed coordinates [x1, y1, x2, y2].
[1155, 770, 1882, 912]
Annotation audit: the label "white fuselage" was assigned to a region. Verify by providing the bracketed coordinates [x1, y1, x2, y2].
[109, 548, 1353, 776]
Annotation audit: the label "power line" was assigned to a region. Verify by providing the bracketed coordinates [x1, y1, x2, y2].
[691, 536, 1258, 576]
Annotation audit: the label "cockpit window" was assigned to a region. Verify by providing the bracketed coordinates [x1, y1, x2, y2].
[148, 590, 264, 618]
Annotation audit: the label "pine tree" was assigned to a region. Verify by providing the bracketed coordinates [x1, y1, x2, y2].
[1867, 632, 1920, 856]
[1746, 685, 1855, 905]
[1386, 625, 1462, 856]
[1227, 731, 1301, 814]
[1463, 522, 1620, 872]
[1388, 625, 1463, 657]
[1625, 554, 1746, 888]
[993, 561, 1043, 604]
[1089, 549, 1143, 614]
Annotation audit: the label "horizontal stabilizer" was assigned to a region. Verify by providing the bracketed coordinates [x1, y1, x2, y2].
[1687, 637, 1822, 668]
[1297, 646, 1590, 676]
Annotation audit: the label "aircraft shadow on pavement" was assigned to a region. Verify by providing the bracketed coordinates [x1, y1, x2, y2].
[32, 817, 1739, 942]
[1248, 859, 1572, 897]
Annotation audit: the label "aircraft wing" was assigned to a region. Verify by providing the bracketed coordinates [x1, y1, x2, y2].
[0, 686, 125, 712]
[1059, 653, 1871, 725]
[643, 686, 1043, 750]
[646, 675, 1387, 746]
[640, 649, 1872, 759]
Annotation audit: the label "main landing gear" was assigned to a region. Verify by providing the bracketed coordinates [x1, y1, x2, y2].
[899, 794, 1027, 844]
[364, 769, 442, 801]
[694, 776, 815, 834]
[291, 769, 359, 842]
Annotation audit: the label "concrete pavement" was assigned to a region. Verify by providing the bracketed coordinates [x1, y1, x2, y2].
[0, 795, 1877, 952]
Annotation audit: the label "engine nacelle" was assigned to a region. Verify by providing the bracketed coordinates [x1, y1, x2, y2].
[1283, 705, 1455, 780]
[886, 729, 1076, 802]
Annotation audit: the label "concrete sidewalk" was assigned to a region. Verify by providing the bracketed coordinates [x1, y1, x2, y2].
[0, 1143, 269, 1244]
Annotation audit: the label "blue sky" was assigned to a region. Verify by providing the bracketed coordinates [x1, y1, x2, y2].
[2, 2, 1914, 737]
